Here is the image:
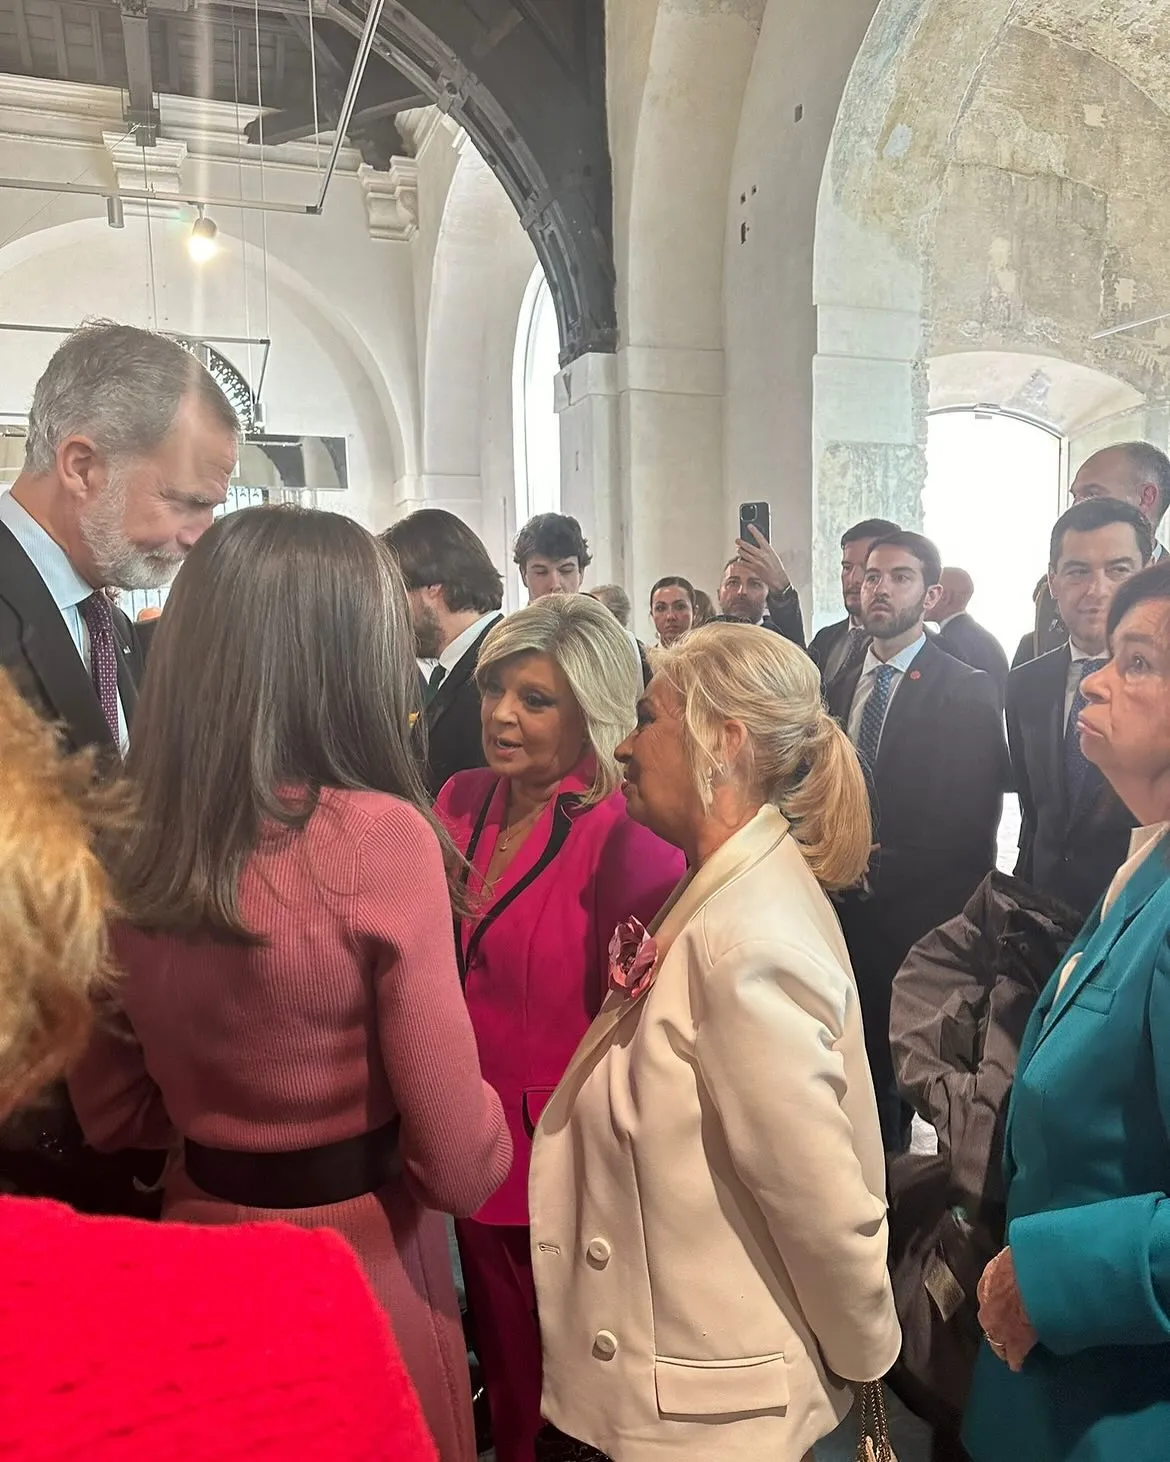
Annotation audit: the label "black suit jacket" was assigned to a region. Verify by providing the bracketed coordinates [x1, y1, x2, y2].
[0, 521, 144, 757]
[1005, 644, 1135, 917]
[827, 641, 1010, 1086]
[0, 520, 161, 1216]
[421, 616, 500, 798]
[937, 612, 1009, 706]
[762, 586, 806, 649]
[808, 616, 849, 675]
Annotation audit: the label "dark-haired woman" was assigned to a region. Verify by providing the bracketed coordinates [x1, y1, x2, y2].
[964, 560, 1170, 1462]
[649, 576, 695, 648]
[70, 506, 512, 1462]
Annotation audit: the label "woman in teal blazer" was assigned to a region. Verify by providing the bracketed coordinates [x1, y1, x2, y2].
[963, 561, 1170, 1462]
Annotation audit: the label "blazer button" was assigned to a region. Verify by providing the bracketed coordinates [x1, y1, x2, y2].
[586, 1238, 612, 1267]
[593, 1330, 619, 1361]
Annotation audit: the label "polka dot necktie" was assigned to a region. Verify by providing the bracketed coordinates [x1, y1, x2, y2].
[855, 663, 897, 770]
[80, 591, 121, 744]
[1063, 657, 1108, 812]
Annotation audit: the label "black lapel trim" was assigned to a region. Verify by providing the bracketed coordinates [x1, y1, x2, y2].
[454, 787, 580, 986]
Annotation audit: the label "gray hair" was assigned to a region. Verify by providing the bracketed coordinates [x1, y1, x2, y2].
[476, 592, 639, 804]
[25, 320, 240, 474]
[589, 583, 632, 628]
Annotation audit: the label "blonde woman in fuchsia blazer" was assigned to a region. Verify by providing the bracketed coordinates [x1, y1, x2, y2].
[436, 593, 683, 1462]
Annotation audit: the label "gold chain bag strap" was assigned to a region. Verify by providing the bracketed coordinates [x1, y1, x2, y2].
[854, 1381, 897, 1462]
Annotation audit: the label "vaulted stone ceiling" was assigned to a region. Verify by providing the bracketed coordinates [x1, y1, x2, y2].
[0, 0, 614, 362]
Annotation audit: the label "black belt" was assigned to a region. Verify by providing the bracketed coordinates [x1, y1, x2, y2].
[184, 1120, 402, 1209]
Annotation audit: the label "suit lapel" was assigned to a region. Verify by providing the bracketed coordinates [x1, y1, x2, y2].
[1031, 837, 1169, 1055]
[872, 637, 939, 766]
[426, 616, 499, 731]
[547, 807, 792, 1095]
[826, 657, 863, 726]
[0, 523, 112, 751]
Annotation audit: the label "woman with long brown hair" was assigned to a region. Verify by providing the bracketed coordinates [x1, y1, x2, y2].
[0, 667, 438, 1461]
[70, 505, 511, 1462]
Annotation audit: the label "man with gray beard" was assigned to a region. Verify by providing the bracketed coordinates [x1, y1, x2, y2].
[0, 320, 238, 1217]
[0, 320, 239, 759]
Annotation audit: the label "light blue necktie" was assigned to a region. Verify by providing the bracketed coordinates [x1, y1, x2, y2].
[856, 663, 897, 769]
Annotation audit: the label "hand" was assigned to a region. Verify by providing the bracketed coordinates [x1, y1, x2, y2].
[734, 525, 791, 594]
[977, 1247, 1038, 1372]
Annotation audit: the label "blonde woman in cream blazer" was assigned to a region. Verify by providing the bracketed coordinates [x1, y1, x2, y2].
[530, 622, 900, 1462]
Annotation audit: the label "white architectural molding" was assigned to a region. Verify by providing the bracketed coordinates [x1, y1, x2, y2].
[358, 158, 419, 242]
[395, 106, 458, 158]
[102, 131, 188, 218]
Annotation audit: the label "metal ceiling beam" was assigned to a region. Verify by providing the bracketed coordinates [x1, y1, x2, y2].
[119, 0, 160, 144]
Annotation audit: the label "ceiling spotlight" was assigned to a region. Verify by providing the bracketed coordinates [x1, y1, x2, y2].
[106, 195, 124, 229]
[188, 207, 218, 264]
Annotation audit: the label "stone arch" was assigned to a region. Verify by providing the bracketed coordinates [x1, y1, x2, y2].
[811, 0, 1170, 617]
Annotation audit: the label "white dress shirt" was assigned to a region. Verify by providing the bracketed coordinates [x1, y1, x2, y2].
[439, 611, 502, 677]
[847, 632, 927, 746]
[1064, 640, 1100, 727]
[0, 489, 129, 749]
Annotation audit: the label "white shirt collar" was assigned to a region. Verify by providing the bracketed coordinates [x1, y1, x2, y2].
[1068, 639, 1099, 665]
[860, 631, 927, 680]
[439, 611, 501, 673]
[0, 490, 94, 611]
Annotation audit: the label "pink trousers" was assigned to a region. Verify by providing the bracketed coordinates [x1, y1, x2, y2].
[456, 1219, 543, 1462]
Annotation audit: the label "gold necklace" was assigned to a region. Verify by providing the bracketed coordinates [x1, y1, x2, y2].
[497, 798, 552, 853]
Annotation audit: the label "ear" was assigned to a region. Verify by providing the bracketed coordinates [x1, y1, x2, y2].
[922, 582, 945, 617]
[1139, 480, 1160, 518]
[721, 718, 749, 769]
[55, 435, 105, 505]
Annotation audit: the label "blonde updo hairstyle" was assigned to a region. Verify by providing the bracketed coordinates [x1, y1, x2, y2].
[476, 592, 639, 805]
[0, 670, 125, 1119]
[655, 623, 872, 889]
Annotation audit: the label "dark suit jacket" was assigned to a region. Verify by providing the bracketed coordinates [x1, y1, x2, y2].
[0, 521, 144, 758]
[1005, 644, 1135, 917]
[808, 616, 849, 675]
[937, 612, 1009, 706]
[762, 586, 806, 649]
[827, 641, 1010, 1088]
[421, 615, 500, 798]
[0, 520, 161, 1217]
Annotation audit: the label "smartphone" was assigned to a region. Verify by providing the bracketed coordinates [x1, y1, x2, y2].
[738, 501, 771, 544]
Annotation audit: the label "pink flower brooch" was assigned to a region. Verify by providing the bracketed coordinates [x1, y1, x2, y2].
[608, 917, 659, 1000]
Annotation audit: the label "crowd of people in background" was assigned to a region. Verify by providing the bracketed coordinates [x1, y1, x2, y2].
[3, 320, 1170, 1462]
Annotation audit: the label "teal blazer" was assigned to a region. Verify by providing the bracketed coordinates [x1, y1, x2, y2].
[963, 830, 1170, 1462]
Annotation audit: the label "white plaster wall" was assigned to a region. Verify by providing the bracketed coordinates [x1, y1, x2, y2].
[724, 0, 881, 608]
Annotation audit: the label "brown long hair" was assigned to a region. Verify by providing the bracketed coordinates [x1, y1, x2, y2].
[114, 504, 458, 941]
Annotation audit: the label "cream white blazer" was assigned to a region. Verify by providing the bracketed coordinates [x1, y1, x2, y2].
[530, 806, 901, 1462]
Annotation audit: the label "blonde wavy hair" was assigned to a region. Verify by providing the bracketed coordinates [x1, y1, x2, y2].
[0, 671, 123, 1118]
[476, 593, 639, 804]
[655, 623, 872, 889]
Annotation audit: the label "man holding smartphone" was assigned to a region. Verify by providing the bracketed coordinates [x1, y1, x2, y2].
[718, 521, 806, 648]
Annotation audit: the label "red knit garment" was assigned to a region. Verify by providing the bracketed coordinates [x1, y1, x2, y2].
[0, 1195, 438, 1461]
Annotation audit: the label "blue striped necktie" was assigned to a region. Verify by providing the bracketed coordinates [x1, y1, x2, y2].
[856, 663, 897, 769]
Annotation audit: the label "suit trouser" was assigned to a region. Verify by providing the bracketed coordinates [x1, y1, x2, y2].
[457, 1218, 543, 1462]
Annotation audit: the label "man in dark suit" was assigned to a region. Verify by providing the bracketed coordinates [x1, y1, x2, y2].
[807, 516, 899, 683]
[1006, 498, 1152, 917]
[827, 530, 1009, 1151]
[0, 320, 241, 1213]
[927, 566, 1009, 705]
[384, 509, 504, 797]
[1019, 441, 1169, 666]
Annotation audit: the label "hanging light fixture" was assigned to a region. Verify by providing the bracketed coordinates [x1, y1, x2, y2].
[105, 195, 124, 229]
[188, 206, 218, 264]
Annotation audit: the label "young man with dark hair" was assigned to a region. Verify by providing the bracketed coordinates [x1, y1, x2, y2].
[513, 513, 591, 600]
[383, 509, 504, 796]
[807, 517, 900, 683]
[1019, 441, 1170, 666]
[827, 529, 1009, 1151]
[1006, 498, 1153, 916]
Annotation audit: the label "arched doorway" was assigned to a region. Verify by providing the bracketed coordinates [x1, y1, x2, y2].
[923, 407, 1064, 660]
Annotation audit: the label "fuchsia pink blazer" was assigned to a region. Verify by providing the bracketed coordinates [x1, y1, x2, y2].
[436, 758, 684, 1226]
